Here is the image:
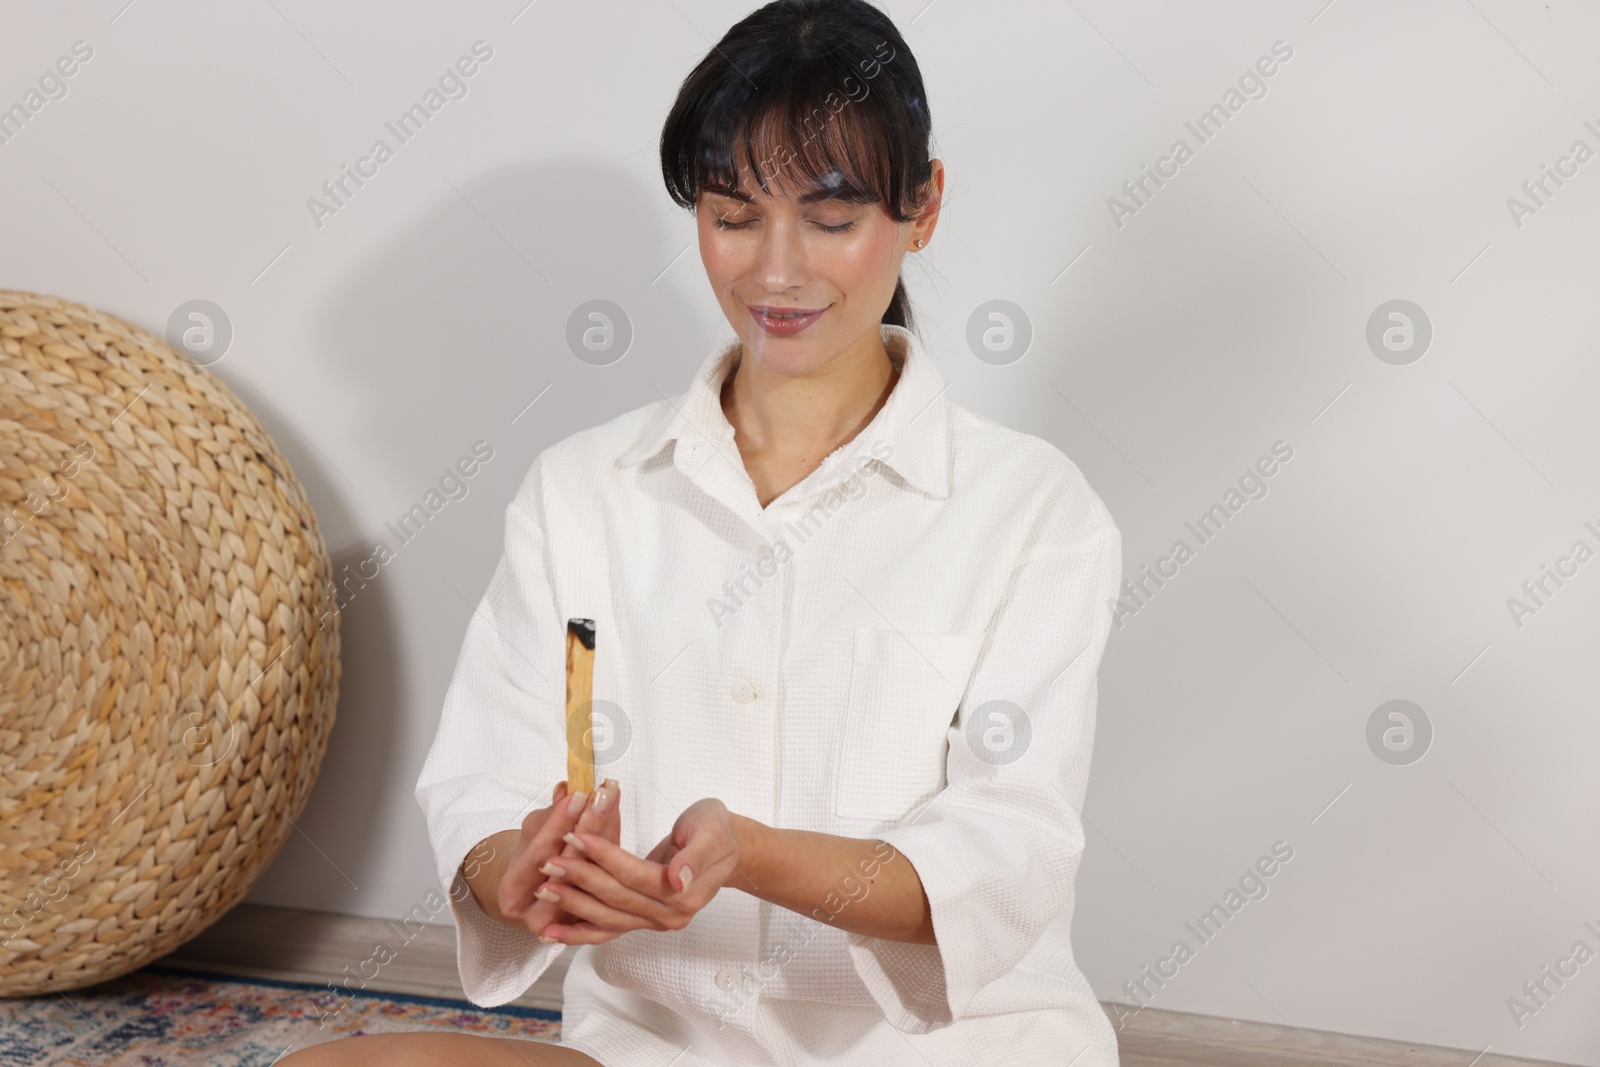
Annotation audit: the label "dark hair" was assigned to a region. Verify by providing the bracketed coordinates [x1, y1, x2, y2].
[659, 0, 935, 332]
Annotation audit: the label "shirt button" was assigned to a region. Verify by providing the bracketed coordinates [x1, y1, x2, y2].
[714, 965, 739, 990]
[731, 680, 758, 704]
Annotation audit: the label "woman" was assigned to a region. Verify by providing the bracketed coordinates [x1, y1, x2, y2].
[285, 1, 1123, 1064]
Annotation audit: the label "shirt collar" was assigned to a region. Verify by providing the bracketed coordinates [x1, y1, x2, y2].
[614, 323, 951, 500]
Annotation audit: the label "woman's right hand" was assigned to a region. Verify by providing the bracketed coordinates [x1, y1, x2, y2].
[498, 777, 621, 937]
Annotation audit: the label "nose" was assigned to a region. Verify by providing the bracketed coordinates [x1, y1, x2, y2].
[751, 217, 809, 294]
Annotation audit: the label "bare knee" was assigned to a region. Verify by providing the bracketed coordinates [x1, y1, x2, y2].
[275, 1037, 345, 1066]
[277, 1033, 454, 1066]
[277, 1032, 598, 1067]
[276, 1034, 379, 1067]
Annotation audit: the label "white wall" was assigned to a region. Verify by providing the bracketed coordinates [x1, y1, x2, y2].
[4, 0, 1597, 1060]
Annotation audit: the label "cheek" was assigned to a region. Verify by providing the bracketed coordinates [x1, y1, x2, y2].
[821, 227, 899, 292]
[697, 227, 744, 288]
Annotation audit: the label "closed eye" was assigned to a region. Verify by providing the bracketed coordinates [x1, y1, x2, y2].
[711, 217, 857, 234]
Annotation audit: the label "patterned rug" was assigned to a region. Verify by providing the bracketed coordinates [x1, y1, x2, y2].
[0, 963, 563, 1066]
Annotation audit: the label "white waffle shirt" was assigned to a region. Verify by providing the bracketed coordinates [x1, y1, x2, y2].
[415, 323, 1124, 1066]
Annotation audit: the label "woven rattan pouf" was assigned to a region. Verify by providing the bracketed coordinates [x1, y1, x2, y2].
[0, 291, 341, 996]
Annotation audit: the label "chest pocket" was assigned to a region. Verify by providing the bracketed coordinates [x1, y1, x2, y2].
[835, 628, 987, 823]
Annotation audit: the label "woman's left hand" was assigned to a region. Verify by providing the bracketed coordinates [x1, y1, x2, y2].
[533, 797, 755, 945]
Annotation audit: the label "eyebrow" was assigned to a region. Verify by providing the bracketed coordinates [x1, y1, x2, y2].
[704, 184, 867, 205]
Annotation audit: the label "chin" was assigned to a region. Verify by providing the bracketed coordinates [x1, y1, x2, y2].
[735, 330, 837, 375]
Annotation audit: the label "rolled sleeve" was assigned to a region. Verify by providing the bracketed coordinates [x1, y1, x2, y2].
[846, 511, 1122, 1032]
[414, 464, 572, 1007]
[437, 809, 567, 1008]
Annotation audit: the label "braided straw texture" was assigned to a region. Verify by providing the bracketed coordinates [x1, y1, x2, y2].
[0, 291, 341, 996]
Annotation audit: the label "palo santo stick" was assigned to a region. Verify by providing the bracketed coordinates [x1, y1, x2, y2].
[565, 618, 597, 797]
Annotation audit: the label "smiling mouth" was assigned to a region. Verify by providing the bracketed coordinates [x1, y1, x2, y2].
[747, 304, 829, 335]
[750, 306, 825, 318]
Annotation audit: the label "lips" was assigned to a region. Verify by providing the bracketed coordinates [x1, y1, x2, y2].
[750, 306, 825, 317]
[748, 305, 827, 336]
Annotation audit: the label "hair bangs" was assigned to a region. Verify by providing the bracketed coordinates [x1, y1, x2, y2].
[701, 75, 901, 213]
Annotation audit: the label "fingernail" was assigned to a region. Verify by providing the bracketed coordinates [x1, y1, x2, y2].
[594, 780, 617, 814]
[539, 861, 562, 877]
[563, 832, 586, 851]
[535, 886, 560, 903]
[679, 865, 694, 891]
[566, 791, 588, 816]
[538, 934, 559, 944]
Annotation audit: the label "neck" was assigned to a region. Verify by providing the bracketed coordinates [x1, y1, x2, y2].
[721, 327, 901, 462]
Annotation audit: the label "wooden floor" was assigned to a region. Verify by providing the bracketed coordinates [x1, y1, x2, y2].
[158, 904, 1572, 1067]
